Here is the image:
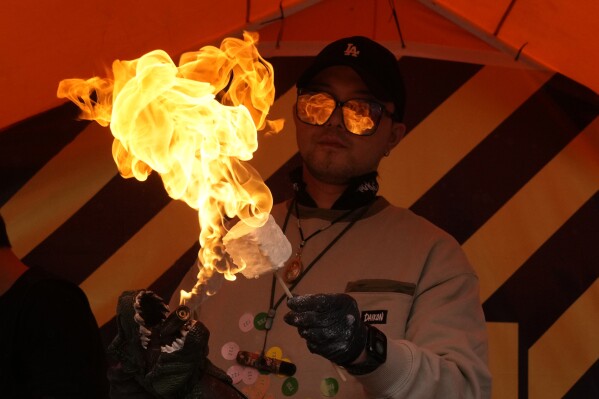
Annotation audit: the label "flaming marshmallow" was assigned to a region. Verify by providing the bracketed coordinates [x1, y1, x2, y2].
[224, 215, 292, 279]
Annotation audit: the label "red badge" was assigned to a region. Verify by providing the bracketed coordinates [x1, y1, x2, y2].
[283, 256, 303, 283]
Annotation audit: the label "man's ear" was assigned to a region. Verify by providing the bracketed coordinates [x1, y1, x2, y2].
[387, 121, 406, 151]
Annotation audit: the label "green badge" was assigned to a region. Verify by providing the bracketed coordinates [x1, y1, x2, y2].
[281, 377, 299, 396]
[254, 312, 268, 330]
[320, 378, 339, 397]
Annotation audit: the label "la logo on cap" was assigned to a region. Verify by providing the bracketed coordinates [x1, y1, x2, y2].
[344, 43, 360, 57]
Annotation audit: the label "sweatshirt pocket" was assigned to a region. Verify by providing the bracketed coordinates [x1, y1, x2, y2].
[346, 279, 415, 340]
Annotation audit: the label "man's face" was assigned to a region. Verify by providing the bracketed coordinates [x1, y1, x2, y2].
[294, 66, 405, 185]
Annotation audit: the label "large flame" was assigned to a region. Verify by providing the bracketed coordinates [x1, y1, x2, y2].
[57, 32, 283, 304]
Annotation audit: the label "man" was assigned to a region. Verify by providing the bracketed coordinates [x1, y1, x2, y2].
[0, 214, 110, 397]
[174, 36, 492, 398]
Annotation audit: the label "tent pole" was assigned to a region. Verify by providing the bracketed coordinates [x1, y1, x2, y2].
[493, 0, 518, 36]
[244, 0, 324, 35]
[416, 0, 547, 71]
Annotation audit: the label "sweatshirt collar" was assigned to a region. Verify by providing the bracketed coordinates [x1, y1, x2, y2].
[290, 167, 379, 210]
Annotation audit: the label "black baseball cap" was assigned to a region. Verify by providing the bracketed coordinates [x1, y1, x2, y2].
[296, 36, 406, 121]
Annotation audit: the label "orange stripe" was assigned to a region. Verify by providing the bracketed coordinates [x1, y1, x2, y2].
[248, 87, 298, 178]
[80, 200, 199, 326]
[378, 64, 551, 207]
[487, 322, 518, 399]
[0, 123, 115, 256]
[464, 117, 599, 301]
[529, 280, 599, 399]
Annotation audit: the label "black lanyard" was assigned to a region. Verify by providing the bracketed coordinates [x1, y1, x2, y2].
[259, 198, 374, 354]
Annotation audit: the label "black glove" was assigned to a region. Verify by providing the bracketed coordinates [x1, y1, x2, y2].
[107, 290, 247, 399]
[283, 293, 368, 366]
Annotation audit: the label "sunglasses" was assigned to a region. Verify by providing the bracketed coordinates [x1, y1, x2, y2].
[296, 89, 395, 136]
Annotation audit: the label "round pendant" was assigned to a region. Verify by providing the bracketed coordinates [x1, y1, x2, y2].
[283, 257, 303, 283]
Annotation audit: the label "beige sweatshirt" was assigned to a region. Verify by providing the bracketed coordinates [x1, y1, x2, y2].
[172, 197, 491, 398]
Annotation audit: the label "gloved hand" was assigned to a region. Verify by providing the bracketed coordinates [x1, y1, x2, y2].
[283, 293, 368, 366]
[107, 290, 247, 399]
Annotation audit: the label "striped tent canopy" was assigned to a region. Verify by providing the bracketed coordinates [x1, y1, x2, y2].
[1, 1, 598, 398]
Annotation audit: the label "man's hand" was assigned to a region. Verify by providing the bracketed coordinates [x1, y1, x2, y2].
[284, 293, 368, 366]
[107, 290, 246, 399]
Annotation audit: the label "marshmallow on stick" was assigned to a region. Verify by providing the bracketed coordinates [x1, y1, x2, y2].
[224, 215, 293, 297]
